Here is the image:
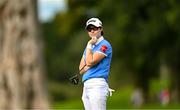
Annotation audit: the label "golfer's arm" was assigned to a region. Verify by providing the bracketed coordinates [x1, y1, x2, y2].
[86, 48, 105, 67]
[79, 56, 85, 70]
[79, 56, 88, 74]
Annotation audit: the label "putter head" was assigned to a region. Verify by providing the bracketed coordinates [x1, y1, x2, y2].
[69, 74, 79, 85]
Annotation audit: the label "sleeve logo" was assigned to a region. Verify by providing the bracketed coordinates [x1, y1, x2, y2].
[100, 45, 108, 53]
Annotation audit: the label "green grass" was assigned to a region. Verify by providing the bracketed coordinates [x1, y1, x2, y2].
[53, 99, 83, 109]
[107, 86, 133, 109]
[52, 86, 134, 109]
[52, 85, 180, 109]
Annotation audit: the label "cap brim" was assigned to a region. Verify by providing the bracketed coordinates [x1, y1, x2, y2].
[85, 24, 100, 29]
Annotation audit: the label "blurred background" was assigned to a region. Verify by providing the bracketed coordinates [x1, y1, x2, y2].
[1, 0, 180, 109]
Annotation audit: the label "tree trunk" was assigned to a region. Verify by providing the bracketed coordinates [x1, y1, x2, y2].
[0, 0, 49, 109]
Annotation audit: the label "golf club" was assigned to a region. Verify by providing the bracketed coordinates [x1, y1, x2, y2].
[69, 64, 86, 85]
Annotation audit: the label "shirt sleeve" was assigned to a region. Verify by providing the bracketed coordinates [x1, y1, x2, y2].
[96, 43, 112, 57]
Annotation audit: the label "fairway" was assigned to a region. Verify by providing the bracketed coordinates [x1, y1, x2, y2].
[53, 85, 180, 109]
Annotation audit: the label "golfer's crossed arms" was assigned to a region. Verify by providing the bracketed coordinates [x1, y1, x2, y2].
[79, 49, 105, 74]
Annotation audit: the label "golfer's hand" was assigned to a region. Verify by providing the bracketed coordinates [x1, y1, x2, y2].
[84, 66, 90, 71]
[79, 66, 90, 74]
[88, 37, 97, 45]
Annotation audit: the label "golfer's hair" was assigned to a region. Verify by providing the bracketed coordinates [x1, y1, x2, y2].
[101, 31, 104, 35]
[99, 27, 104, 35]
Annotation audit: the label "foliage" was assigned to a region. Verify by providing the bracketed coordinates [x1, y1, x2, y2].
[42, 0, 180, 103]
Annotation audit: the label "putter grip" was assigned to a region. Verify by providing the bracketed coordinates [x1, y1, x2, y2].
[69, 74, 79, 85]
[69, 65, 86, 85]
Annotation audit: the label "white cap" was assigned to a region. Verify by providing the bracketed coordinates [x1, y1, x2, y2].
[85, 18, 102, 29]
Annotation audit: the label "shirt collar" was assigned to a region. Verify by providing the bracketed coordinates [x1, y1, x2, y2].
[95, 36, 104, 45]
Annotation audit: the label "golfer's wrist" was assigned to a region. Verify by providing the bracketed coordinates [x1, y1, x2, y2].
[87, 43, 92, 49]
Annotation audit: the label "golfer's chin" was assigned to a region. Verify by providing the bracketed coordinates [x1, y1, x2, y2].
[89, 35, 96, 38]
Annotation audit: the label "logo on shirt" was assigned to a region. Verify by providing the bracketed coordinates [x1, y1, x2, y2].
[100, 45, 108, 53]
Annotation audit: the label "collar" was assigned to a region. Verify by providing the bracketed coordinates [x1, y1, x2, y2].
[95, 36, 104, 45]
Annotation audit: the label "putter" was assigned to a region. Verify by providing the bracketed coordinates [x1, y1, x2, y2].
[69, 64, 86, 85]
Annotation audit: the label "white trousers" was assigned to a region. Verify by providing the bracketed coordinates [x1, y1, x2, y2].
[82, 78, 109, 110]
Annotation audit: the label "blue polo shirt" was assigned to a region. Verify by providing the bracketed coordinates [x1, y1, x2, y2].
[82, 37, 112, 82]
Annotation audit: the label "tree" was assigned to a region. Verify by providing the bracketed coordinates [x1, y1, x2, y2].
[0, 0, 49, 109]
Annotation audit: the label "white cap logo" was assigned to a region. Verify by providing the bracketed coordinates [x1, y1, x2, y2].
[85, 18, 102, 29]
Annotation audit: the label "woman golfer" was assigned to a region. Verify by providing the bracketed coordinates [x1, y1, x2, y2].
[79, 17, 113, 110]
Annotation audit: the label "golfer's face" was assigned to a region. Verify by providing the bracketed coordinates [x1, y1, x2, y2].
[87, 26, 101, 38]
